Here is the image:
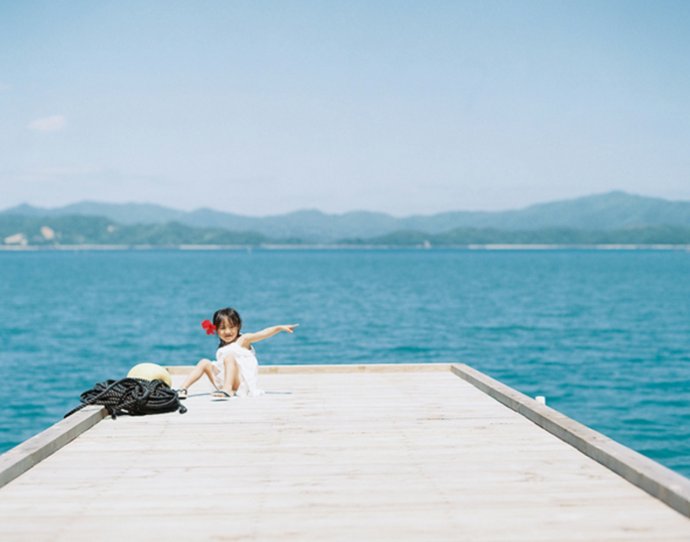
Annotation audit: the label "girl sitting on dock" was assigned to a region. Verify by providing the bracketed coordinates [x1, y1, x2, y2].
[177, 307, 298, 399]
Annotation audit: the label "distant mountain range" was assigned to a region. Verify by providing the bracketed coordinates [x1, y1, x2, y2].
[2, 191, 690, 246]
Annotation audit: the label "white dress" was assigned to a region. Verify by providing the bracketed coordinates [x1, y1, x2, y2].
[212, 340, 263, 397]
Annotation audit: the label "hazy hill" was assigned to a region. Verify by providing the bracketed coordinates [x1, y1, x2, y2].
[181, 208, 400, 240]
[3, 213, 690, 248]
[4, 201, 185, 224]
[3, 191, 690, 242]
[0, 215, 271, 246]
[396, 191, 690, 232]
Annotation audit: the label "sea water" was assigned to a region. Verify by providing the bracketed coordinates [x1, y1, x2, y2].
[1, 249, 689, 477]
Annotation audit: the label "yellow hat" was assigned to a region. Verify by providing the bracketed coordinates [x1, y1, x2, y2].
[127, 362, 172, 387]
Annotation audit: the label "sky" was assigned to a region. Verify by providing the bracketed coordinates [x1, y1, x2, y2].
[1, 0, 689, 216]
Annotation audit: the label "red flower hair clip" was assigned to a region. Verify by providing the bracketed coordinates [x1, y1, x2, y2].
[201, 319, 216, 335]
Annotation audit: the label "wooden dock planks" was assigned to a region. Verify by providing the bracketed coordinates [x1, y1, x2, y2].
[1, 365, 689, 541]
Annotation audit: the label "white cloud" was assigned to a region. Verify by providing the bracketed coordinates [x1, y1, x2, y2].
[28, 115, 66, 132]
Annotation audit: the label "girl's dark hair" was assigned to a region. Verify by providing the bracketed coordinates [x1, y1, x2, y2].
[213, 307, 242, 346]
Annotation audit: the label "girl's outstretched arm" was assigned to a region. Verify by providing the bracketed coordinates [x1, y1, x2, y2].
[240, 324, 298, 347]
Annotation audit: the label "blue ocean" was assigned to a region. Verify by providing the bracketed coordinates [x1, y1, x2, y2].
[1, 249, 689, 477]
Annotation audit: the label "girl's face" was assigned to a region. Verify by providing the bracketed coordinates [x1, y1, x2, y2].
[217, 318, 240, 343]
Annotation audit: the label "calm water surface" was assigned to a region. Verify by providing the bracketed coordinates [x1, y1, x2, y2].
[1, 249, 689, 476]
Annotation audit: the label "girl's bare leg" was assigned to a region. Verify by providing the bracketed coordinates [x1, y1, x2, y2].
[221, 354, 241, 395]
[179, 359, 215, 392]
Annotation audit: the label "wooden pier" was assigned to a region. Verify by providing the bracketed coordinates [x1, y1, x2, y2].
[1, 364, 690, 541]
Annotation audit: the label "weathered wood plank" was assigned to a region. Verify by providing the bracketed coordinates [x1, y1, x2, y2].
[451, 363, 690, 518]
[0, 405, 106, 488]
[0, 366, 689, 541]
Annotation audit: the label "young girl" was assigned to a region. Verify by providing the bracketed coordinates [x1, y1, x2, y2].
[178, 307, 297, 399]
